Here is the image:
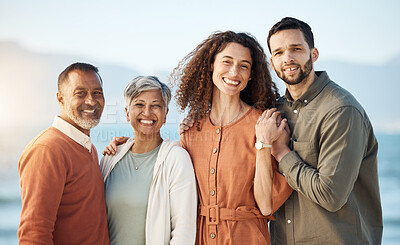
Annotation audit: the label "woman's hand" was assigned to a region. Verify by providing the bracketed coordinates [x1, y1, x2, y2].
[178, 116, 194, 135]
[102, 136, 130, 156]
[255, 108, 287, 145]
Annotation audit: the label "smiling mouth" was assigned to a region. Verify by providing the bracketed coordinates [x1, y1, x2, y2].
[83, 109, 95, 114]
[223, 77, 240, 86]
[138, 119, 156, 125]
[283, 66, 300, 75]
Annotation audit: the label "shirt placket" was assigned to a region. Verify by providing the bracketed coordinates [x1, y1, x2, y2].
[285, 193, 295, 245]
[285, 100, 302, 245]
[207, 126, 222, 244]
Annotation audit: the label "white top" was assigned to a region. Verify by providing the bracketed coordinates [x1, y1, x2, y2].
[100, 138, 197, 245]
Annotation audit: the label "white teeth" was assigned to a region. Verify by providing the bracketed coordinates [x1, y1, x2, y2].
[224, 78, 239, 85]
[83, 110, 95, 113]
[140, 120, 154, 125]
[285, 67, 297, 71]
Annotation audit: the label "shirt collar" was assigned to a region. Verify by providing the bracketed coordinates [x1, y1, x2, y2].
[284, 71, 330, 105]
[52, 116, 93, 152]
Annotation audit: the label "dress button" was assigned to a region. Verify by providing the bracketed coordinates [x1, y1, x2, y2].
[210, 168, 215, 174]
[213, 147, 218, 154]
[210, 233, 216, 239]
[293, 109, 298, 114]
[210, 190, 215, 196]
[287, 219, 291, 224]
[216, 128, 221, 134]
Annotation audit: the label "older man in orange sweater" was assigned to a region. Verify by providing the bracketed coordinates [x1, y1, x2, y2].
[18, 62, 109, 244]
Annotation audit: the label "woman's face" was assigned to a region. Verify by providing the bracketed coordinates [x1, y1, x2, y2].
[126, 89, 168, 138]
[212, 42, 252, 97]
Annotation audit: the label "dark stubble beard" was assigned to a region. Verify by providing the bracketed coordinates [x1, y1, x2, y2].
[278, 55, 313, 85]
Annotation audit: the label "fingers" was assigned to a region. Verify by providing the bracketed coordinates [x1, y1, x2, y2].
[117, 136, 129, 144]
[276, 114, 282, 127]
[178, 116, 194, 134]
[102, 145, 115, 156]
[178, 123, 190, 135]
[181, 117, 194, 127]
[284, 122, 291, 134]
[278, 118, 287, 132]
[258, 108, 281, 125]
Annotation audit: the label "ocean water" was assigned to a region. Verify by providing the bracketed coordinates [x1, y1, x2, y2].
[1, 126, 399, 244]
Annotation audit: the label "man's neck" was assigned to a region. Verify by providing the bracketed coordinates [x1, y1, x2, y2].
[286, 72, 318, 101]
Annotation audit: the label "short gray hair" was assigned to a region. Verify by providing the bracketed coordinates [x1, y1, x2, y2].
[124, 76, 171, 111]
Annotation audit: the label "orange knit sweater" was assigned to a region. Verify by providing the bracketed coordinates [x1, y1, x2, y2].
[18, 127, 109, 245]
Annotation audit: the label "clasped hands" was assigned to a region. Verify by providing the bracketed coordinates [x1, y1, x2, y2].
[255, 108, 290, 162]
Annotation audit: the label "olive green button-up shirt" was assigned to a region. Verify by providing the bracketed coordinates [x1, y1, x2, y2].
[270, 71, 383, 244]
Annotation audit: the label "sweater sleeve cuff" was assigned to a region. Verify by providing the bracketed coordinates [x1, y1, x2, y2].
[279, 151, 302, 175]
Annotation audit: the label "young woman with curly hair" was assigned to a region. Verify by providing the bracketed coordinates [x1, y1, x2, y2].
[171, 31, 292, 245]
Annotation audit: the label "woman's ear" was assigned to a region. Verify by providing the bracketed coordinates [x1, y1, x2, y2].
[125, 107, 130, 122]
[164, 108, 169, 124]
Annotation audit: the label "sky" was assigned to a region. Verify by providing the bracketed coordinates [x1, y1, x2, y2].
[1, 0, 399, 74]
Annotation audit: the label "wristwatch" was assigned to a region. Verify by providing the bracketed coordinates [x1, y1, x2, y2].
[255, 141, 272, 150]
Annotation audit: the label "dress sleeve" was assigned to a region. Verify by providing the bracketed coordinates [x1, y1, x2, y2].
[168, 146, 197, 245]
[266, 158, 293, 220]
[18, 144, 66, 244]
[279, 106, 367, 212]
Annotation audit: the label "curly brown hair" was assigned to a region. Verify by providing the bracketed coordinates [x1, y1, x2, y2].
[170, 31, 279, 124]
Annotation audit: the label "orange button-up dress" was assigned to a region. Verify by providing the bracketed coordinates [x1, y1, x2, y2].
[180, 107, 292, 245]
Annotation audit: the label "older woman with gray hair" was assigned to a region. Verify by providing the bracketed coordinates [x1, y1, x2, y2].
[100, 76, 197, 245]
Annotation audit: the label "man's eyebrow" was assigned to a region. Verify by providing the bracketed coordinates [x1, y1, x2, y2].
[272, 44, 304, 53]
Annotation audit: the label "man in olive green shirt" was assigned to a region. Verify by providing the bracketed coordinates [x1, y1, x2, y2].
[265, 17, 383, 244]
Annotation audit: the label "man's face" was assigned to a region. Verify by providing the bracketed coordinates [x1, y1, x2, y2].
[57, 70, 105, 134]
[269, 29, 317, 85]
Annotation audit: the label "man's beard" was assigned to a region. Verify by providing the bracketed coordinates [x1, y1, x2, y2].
[278, 55, 313, 85]
[65, 103, 101, 130]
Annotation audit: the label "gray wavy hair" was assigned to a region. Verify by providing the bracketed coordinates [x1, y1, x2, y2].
[124, 76, 171, 112]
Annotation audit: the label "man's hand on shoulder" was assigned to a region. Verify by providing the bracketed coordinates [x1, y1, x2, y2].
[102, 136, 129, 156]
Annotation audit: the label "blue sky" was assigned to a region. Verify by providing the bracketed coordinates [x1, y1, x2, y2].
[1, 0, 399, 73]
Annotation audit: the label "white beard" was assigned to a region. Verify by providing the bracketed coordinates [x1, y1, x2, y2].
[65, 103, 100, 130]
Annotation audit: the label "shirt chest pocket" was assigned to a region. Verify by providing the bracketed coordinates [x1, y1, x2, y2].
[293, 141, 318, 167]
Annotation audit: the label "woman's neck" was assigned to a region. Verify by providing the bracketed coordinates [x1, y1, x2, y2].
[210, 89, 246, 126]
[131, 135, 163, 154]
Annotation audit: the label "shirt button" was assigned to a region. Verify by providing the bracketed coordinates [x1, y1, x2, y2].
[210, 168, 215, 174]
[210, 190, 215, 196]
[216, 128, 221, 134]
[210, 233, 216, 239]
[293, 109, 298, 114]
[213, 147, 218, 154]
[287, 219, 291, 224]
[304, 99, 308, 103]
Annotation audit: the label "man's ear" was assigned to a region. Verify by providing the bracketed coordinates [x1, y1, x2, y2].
[56, 91, 64, 105]
[270, 57, 276, 72]
[311, 48, 319, 63]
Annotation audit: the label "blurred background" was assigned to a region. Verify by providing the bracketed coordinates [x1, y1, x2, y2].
[1, 0, 399, 244]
